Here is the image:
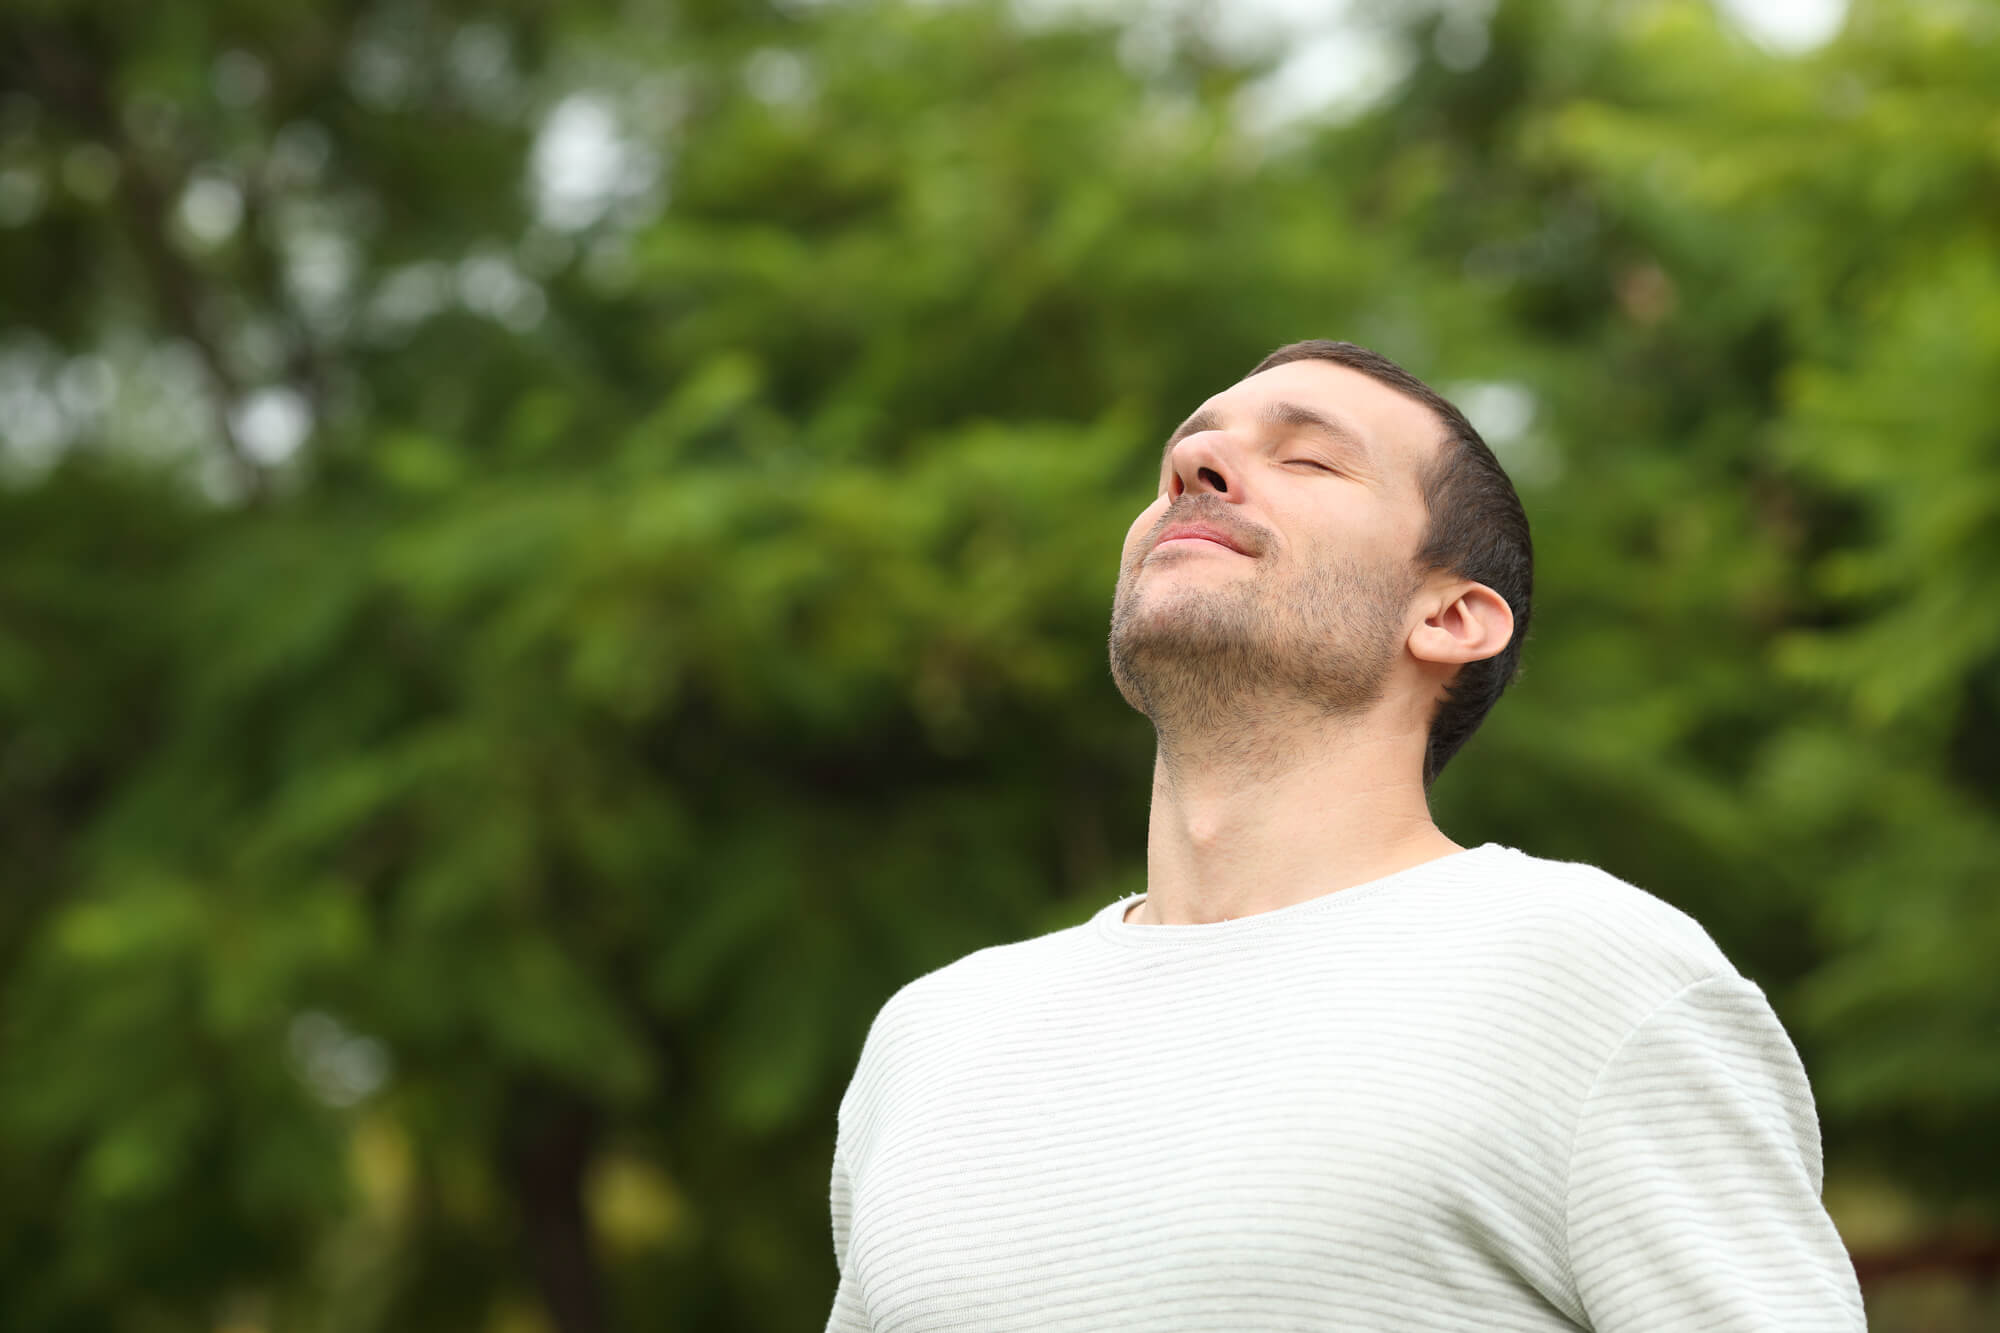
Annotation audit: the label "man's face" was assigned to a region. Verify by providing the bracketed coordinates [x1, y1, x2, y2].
[1108, 358, 1444, 727]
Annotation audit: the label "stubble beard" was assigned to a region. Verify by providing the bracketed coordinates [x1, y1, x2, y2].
[1107, 543, 1418, 751]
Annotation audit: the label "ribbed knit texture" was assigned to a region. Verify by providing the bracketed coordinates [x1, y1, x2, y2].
[823, 843, 1865, 1332]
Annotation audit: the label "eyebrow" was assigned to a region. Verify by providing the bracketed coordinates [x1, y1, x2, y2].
[1158, 400, 1373, 473]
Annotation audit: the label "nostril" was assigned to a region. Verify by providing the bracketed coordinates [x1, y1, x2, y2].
[1199, 467, 1227, 492]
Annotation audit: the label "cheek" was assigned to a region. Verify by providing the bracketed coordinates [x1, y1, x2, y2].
[1121, 501, 1166, 564]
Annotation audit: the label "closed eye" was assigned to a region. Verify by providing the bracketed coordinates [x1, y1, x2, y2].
[1285, 459, 1337, 473]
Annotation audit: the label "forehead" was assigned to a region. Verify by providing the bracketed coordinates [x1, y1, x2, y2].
[1195, 358, 1449, 486]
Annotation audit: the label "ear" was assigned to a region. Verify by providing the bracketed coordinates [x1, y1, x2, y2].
[1408, 580, 1514, 668]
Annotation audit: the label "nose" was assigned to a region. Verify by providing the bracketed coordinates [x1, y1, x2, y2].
[1166, 431, 1235, 501]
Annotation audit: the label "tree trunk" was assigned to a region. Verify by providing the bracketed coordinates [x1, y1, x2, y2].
[502, 1084, 607, 1333]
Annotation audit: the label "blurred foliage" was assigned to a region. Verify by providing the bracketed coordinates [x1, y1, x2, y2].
[1, 0, 1996, 1329]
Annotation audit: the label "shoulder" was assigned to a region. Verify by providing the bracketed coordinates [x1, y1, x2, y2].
[1486, 846, 1732, 958]
[836, 917, 1093, 1112]
[1462, 844, 1745, 1022]
[872, 916, 1094, 1032]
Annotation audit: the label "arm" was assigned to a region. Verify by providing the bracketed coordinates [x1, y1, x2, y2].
[824, 1138, 869, 1333]
[1564, 974, 1866, 1331]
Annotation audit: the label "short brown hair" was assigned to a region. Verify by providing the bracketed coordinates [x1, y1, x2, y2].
[1248, 340, 1533, 787]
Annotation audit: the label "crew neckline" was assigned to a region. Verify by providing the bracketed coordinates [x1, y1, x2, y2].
[1094, 842, 1508, 947]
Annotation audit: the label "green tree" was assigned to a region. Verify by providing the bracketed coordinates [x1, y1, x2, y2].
[1, 1, 1994, 1329]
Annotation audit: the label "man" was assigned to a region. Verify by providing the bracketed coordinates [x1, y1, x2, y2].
[822, 341, 1866, 1331]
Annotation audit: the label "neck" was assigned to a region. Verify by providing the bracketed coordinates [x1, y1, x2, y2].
[1131, 702, 1458, 926]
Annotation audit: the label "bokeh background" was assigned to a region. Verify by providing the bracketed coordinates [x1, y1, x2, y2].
[3, 0, 1997, 1328]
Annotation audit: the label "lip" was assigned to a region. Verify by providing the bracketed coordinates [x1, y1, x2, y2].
[1153, 523, 1250, 556]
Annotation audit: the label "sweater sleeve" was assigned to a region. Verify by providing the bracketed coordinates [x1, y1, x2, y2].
[823, 1138, 869, 1333]
[1563, 974, 1866, 1331]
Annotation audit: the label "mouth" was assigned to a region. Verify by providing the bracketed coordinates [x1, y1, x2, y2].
[1152, 523, 1251, 557]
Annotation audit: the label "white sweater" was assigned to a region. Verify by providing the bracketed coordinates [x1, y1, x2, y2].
[823, 843, 1866, 1332]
